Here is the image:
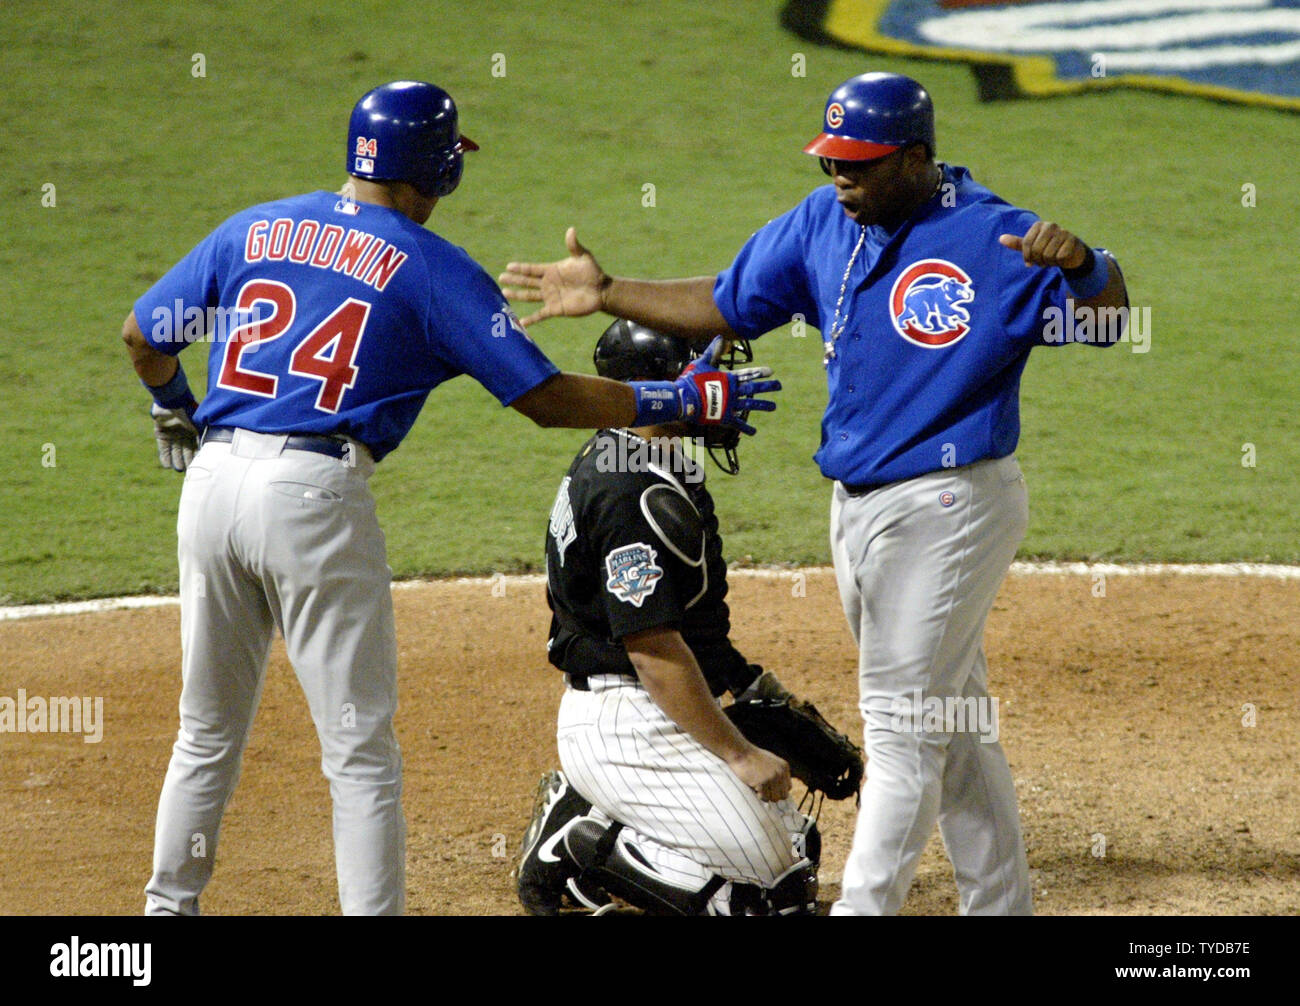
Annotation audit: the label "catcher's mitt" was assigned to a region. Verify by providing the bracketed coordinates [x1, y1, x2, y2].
[725, 697, 863, 801]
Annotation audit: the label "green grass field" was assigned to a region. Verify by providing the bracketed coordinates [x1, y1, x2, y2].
[1, 1, 1296, 604]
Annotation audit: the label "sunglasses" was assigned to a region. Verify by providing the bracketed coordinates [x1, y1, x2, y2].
[818, 148, 905, 177]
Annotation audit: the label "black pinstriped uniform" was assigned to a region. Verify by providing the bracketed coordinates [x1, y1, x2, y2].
[544, 429, 761, 697]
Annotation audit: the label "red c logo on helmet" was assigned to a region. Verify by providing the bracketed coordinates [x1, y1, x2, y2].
[826, 102, 845, 129]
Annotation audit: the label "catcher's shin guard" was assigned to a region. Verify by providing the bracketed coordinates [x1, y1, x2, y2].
[724, 859, 818, 916]
[768, 858, 819, 915]
[564, 818, 726, 916]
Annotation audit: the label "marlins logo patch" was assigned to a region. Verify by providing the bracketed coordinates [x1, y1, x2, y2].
[889, 259, 974, 348]
[604, 542, 663, 608]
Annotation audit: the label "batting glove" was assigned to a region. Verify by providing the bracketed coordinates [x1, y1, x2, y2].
[151, 401, 199, 472]
[674, 336, 781, 435]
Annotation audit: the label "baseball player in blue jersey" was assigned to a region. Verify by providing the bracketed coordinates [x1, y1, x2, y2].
[122, 80, 780, 916]
[501, 72, 1129, 915]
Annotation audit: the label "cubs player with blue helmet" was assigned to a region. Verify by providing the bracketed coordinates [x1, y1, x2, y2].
[123, 80, 780, 916]
[501, 71, 1129, 915]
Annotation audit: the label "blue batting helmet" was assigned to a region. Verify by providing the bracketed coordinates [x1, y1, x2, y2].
[803, 72, 934, 162]
[347, 81, 479, 198]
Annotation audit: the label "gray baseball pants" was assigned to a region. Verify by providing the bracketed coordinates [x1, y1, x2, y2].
[828, 455, 1032, 916]
[144, 429, 403, 915]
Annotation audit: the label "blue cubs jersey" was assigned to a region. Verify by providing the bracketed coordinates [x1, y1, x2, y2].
[713, 165, 1108, 485]
[134, 191, 558, 461]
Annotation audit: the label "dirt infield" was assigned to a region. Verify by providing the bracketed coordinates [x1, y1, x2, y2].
[1, 569, 1296, 915]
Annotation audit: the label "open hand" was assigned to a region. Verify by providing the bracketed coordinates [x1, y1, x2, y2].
[675, 336, 781, 435]
[499, 227, 607, 326]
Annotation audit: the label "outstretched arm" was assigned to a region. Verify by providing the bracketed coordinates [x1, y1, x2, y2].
[511, 372, 637, 429]
[512, 336, 779, 433]
[500, 227, 735, 339]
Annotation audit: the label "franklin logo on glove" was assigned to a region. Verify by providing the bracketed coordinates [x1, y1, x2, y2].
[704, 379, 724, 421]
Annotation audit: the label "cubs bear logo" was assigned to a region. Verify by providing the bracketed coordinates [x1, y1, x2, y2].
[889, 259, 975, 348]
[605, 542, 663, 608]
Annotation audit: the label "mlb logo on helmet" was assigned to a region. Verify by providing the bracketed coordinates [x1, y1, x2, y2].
[889, 259, 975, 348]
[355, 157, 375, 173]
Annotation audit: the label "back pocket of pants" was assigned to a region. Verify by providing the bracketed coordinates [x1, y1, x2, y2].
[270, 480, 343, 505]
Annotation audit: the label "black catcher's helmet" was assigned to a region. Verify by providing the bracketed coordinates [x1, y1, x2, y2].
[593, 319, 693, 381]
[593, 319, 753, 474]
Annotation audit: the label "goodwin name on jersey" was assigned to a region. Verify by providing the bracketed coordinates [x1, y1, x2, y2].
[243, 216, 408, 293]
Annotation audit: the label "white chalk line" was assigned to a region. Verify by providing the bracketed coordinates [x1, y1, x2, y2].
[2, 562, 1296, 623]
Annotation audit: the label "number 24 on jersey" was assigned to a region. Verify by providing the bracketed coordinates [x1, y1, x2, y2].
[217, 278, 371, 414]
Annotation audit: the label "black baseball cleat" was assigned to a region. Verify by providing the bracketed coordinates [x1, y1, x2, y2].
[516, 770, 595, 916]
